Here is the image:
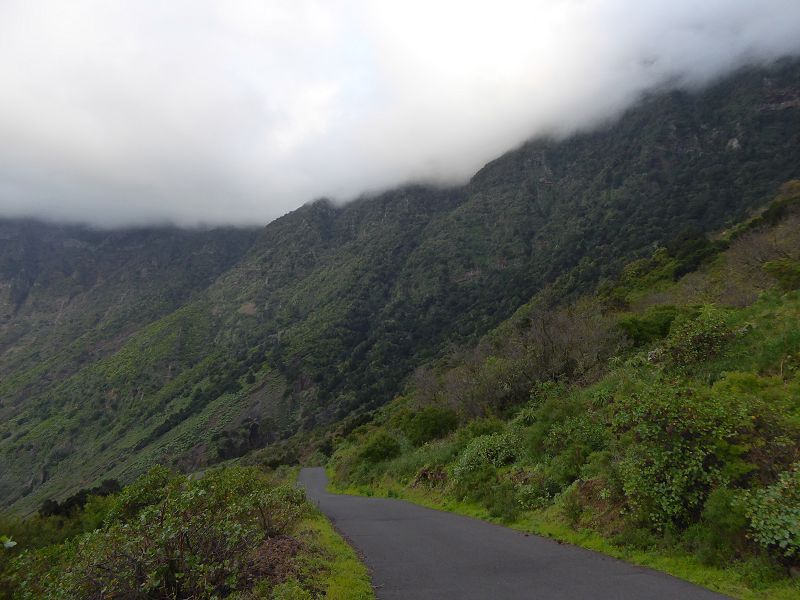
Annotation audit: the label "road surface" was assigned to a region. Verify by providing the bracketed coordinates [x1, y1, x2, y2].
[298, 467, 728, 600]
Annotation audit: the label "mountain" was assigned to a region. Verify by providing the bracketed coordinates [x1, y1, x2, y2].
[2, 59, 800, 514]
[327, 182, 800, 598]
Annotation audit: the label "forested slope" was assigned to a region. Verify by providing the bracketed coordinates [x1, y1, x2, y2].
[330, 183, 800, 598]
[2, 59, 800, 514]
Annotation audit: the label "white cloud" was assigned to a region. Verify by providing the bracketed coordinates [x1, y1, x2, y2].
[0, 0, 799, 226]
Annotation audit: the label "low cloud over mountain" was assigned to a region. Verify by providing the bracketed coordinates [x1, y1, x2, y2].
[1, 0, 799, 226]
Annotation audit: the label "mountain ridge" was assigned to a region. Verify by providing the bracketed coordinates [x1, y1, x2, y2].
[2, 58, 800, 514]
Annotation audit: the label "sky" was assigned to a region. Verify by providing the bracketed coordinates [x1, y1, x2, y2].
[1, 1, 800, 227]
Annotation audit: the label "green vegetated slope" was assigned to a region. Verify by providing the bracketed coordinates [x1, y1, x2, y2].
[0, 221, 256, 399]
[329, 183, 800, 599]
[3, 59, 800, 515]
[0, 465, 373, 599]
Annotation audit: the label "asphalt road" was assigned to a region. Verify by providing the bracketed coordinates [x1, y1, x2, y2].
[298, 467, 729, 600]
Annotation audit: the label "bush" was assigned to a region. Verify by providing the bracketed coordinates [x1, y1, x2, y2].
[664, 306, 732, 368]
[617, 306, 680, 346]
[451, 432, 519, 482]
[358, 431, 402, 463]
[9, 467, 308, 599]
[683, 487, 748, 566]
[400, 406, 458, 446]
[613, 382, 748, 529]
[485, 480, 520, 522]
[744, 463, 800, 559]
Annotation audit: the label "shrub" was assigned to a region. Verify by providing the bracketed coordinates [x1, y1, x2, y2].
[664, 306, 732, 368]
[744, 463, 800, 559]
[400, 406, 458, 446]
[104, 464, 177, 523]
[485, 480, 520, 522]
[682, 487, 748, 567]
[617, 306, 680, 346]
[613, 383, 748, 529]
[9, 467, 308, 599]
[514, 463, 564, 500]
[358, 431, 402, 463]
[451, 432, 519, 482]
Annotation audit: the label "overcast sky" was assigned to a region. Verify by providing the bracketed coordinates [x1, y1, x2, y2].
[1, 1, 800, 227]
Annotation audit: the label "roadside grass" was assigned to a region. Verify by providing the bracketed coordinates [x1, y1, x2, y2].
[298, 513, 375, 600]
[327, 471, 799, 600]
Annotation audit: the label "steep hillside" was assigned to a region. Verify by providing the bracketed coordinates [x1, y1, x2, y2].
[2, 59, 800, 514]
[0, 222, 256, 409]
[330, 183, 800, 598]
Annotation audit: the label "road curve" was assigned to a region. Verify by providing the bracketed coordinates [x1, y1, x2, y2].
[298, 467, 728, 600]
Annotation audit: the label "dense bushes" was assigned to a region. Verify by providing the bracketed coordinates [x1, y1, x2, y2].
[744, 463, 800, 559]
[662, 307, 733, 369]
[331, 291, 800, 589]
[358, 432, 402, 463]
[7, 466, 309, 599]
[617, 305, 680, 346]
[612, 382, 749, 529]
[682, 487, 749, 567]
[451, 433, 519, 482]
[397, 406, 458, 446]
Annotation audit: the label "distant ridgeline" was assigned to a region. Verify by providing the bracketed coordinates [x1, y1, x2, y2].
[1, 58, 800, 514]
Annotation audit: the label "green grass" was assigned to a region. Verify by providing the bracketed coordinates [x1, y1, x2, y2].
[299, 514, 375, 599]
[328, 473, 799, 600]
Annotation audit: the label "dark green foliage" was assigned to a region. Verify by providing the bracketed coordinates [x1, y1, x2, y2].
[38, 479, 120, 518]
[359, 432, 402, 463]
[398, 406, 458, 446]
[683, 488, 749, 567]
[613, 382, 750, 529]
[458, 418, 506, 441]
[666, 228, 728, 279]
[617, 305, 680, 346]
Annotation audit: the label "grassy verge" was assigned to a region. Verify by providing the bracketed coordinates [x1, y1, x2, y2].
[328, 472, 798, 600]
[297, 512, 375, 600]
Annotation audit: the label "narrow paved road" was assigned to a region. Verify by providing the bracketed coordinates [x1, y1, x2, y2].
[298, 468, 728, 600]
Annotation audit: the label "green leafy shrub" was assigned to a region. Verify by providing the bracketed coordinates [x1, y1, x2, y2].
[451, 432, 518, 482]
[9, 467, 308, 599]
[613, 383, 748, 529]
[485, 480, 520, 522]
[104, 464, 176, 523]
[617, 305, 680, 346]
[663, 307, 732, 368]
[612, 525, 659, 550]
[399, 406, 458, 446]
[358, 431, 402, 463]
[516, 477, 553, 510]
[744, 463, 800, 559]
[682, 487, 748, 567]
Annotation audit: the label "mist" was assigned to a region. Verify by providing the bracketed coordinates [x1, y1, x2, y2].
[1, 0, 799, 227]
